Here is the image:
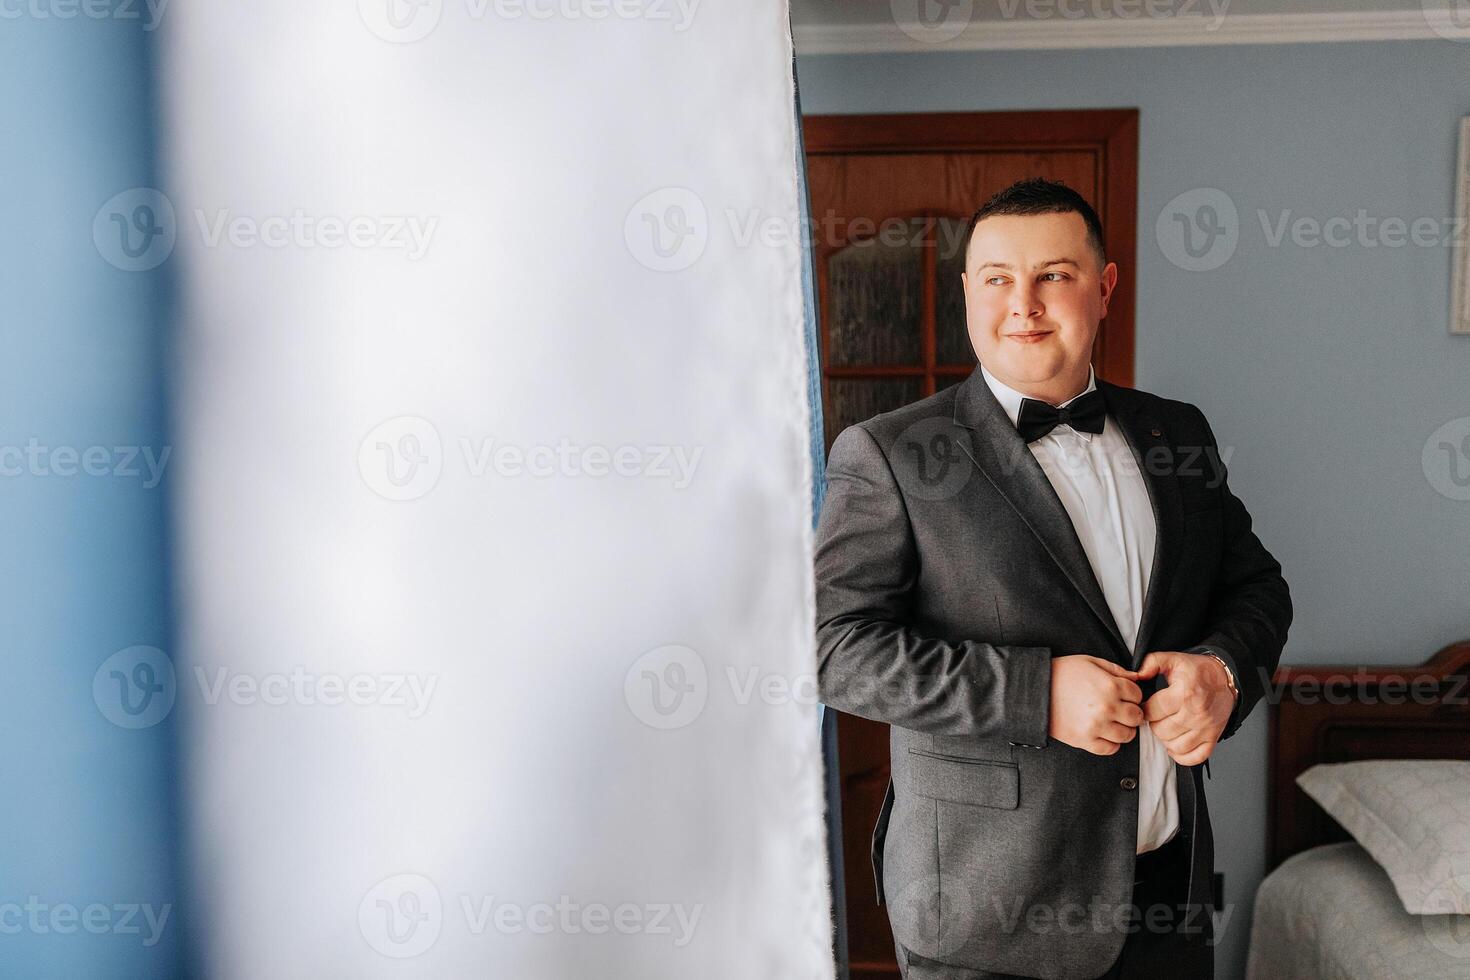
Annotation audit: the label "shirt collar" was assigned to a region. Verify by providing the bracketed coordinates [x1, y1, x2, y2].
[979, 362, 1099, 441]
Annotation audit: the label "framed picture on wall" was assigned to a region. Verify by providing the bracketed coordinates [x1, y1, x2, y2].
[1453, 116, 1470, 335]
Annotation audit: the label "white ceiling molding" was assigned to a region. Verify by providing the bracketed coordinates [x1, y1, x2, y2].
[794, 10, 1460, 54]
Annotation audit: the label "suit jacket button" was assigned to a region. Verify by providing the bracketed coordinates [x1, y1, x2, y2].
[1120, 777, 1138, 791]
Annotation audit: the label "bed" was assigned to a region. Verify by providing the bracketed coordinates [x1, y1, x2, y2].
[1245, 639, 1470, 979]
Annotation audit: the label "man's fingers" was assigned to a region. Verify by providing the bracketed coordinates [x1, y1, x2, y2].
[1092, 657, 1141, 679]
[1089, 738, 1122, 756]
[1170, 742, 1215, 767]
[1165, 732, 1207, 758]
[1149, 713, 1189, 742]
[1099, 721, 1138, 744]
[1134, 652, 1170, 679]
[1112, 700, 1145, 727]
[1135, 651, 1184, 680]
[1142, 687, 1183, 723]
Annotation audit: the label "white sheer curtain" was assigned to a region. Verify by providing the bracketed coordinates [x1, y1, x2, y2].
[162, 3, 832, 976]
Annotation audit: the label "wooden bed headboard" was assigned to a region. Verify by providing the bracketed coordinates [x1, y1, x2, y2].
[1267, 638, 1470, 869]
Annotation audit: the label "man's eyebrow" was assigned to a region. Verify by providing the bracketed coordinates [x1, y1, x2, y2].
[971, 258, 1083, 271]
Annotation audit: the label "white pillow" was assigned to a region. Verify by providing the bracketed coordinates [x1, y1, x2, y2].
[1297, 760, 1470, 915]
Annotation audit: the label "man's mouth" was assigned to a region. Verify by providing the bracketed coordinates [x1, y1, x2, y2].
[1006, 330, 1052, 343]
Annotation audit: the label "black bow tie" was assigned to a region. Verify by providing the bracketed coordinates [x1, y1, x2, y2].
[1016, 389, 1106, 443]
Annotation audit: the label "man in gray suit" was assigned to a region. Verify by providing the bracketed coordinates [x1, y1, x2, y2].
[814, 179, 1292, 980]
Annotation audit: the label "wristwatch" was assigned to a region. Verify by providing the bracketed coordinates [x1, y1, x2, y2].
[1204, 653, 1239, 702]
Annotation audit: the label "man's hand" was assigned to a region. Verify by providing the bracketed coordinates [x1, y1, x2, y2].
[1134, 651, 1236, 766]
[1048, 655, 1145, 756]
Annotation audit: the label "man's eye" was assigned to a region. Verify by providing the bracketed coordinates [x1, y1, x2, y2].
[1040, 272, 1068, 282]
[985, 276, 1007, 286]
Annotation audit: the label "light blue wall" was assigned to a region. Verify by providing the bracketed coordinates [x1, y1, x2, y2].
[0, 11, 179, 980]
[797, 39, 1470, 980]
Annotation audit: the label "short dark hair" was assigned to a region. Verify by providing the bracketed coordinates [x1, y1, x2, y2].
[962, 178, 1107, 268]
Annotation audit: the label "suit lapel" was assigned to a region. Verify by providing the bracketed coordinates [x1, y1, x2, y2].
[951, 368, 1129, 658]
[1097, 380, 1185, 666]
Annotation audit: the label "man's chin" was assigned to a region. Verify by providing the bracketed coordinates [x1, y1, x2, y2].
[988, 352, 1068, 387]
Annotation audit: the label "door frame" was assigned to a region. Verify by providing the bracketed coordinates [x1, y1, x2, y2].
[803, 108, 1140, 980]
[802, 108, 1139, 388]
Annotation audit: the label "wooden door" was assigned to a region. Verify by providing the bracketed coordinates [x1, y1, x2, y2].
[804, 109, 1139, 980]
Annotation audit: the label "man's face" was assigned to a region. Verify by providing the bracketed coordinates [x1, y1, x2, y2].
[961, 210, 1118, 401]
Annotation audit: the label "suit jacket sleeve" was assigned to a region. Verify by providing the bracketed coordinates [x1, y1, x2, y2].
[814, 423, 1053, 744]
[1181, 404, 1293, 741]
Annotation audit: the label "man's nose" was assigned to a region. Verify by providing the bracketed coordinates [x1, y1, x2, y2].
[1010, 283, 1042, 320]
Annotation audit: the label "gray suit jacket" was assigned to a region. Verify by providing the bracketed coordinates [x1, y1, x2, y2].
[814, 367, 1292, 979]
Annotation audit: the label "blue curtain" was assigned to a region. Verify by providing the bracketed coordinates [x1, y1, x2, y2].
[0, 17, 180, 980]
[792, 56, 850, 980]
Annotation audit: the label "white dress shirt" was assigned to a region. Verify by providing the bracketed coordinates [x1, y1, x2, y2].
[980, 362, 1179, 854]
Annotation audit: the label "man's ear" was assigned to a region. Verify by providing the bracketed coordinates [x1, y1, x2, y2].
[1098, 261, 1119, 316]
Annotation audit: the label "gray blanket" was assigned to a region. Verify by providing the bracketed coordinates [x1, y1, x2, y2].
[1247, 842, 1470, 979]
